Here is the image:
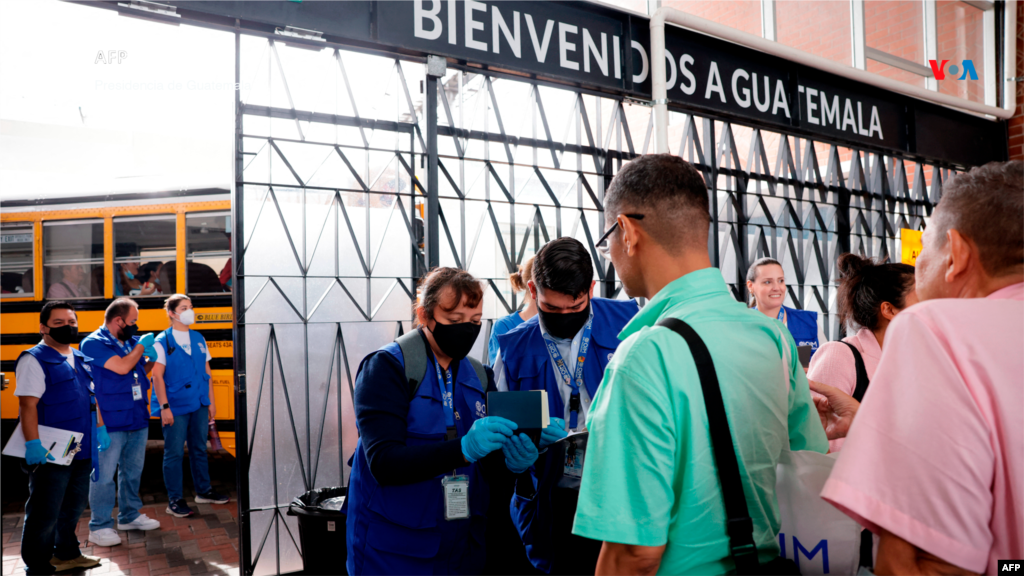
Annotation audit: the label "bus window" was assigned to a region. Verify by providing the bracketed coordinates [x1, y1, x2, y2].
[113, 215, 176, 297]
[43, 220, 104, 299]
[1, 223, 34, 297]
[186, 212, 231, 293]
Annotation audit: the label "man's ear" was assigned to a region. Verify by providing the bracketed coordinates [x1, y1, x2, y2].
[945, 229, 973, 285]
[588, 280, 596, 299]
[619, 214, 641, 256]
[527, 280, 538, 302]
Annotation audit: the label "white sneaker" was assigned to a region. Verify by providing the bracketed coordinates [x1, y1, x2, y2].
[117, 514, 161, 531]
[88, 528, 122, 547]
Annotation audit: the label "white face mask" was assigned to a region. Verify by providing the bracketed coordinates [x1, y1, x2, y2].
[177, 309, 196, 326]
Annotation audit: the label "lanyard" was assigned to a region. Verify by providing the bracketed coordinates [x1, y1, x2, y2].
[542, 315, 594, 430]
[433, 360, 456, 430]
[776, 308, 787, 325]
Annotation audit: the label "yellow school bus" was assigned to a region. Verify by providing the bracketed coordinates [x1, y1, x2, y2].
[0, 191, 236, 456]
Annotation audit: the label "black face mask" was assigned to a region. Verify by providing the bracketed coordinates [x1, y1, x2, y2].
[46, 325, 78, 345]
[539, 300, 591, 340]
[118, 321, 139, 342]
[429, 320, 481, 361]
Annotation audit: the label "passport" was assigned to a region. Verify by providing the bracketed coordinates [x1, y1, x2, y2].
[486, 390, 549, 448]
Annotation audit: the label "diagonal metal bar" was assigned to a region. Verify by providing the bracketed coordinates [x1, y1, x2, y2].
[268, 140, 305, 188]
[577, 173, 603, 211]
[439, 161, 464, 199]
[395, 154, 427, 196]
[484, 76, 515, 165]
[334, 278, 371, 321]
[334, 147, 370, 192]
[533, 84, 560, 169]
[575, 93, 603, 172]
[267, 278, 305, 322]
[486, 203, 516, 274]
[246, 329, 275, 462]
[534, 206, 553, 244]
[268, 40, 305, 141]
[306, 192, 339, 270]
[438, 205, 463, 269]
[334, 49, 369, 148]
[370, 279, 401, 320]
[369, 193, 402, 274]
[249, 508, 277, 570]
[336, 193, 370, 276]
[578, 211, 606, 281]
[270, 336, 312, 493]
[486, 162, 515, 204]
[438, 79, 465, 159]
[487, 279, 513, 315]
[267, 186, 306, 274]
[395, 60, 428, 153]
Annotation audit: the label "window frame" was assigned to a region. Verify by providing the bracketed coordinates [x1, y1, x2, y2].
[1, 222, 36, 299]
[185, 210, 232, 296]
[112, 213, 179, 299]
[42, 218, 106, 300]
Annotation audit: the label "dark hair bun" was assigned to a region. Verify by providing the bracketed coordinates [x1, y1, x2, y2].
[836, 253, 915, 331]
[837, 253, 870, 279]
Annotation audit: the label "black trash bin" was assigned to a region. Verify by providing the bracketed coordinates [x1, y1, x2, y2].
[287, 486, 347, 575]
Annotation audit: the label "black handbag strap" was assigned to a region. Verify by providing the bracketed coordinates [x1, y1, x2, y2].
[839, 341, 870, 402]
[656, 318, 760, 575]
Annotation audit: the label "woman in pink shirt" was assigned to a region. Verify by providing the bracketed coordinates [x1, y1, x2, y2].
[807, 253, 916, 452]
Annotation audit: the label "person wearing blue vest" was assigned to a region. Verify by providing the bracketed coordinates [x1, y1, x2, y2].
[347, 267, 528, 575]
[14, 301, 102, 574]
[746, 257, 827, 359]
[151, 294, 228, 518]
[493, 237, 640, 575]
[487, 256, 537, 365]
[80, 297, 161, 548]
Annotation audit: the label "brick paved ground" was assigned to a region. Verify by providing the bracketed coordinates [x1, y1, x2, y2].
[1, 442, 239, 576]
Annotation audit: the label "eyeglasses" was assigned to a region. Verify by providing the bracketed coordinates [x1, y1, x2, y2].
[595, 214, 644, 260]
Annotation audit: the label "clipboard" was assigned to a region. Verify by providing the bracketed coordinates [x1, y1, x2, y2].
[2, 423, 84, 466]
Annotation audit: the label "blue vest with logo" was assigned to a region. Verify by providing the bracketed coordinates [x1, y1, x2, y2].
[152, 329, 210, 416]
[494, 297, 638, 572]
[20, 344, 94, 461]
[81, 327, 151, 432]
[346, 342, 490, 576]
[783, 305, 821, 357]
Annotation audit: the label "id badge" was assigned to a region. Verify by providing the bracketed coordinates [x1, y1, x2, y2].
[132, 372, 143, 401]
[563, 438, 585, 479]
[442, 475, 470, 521]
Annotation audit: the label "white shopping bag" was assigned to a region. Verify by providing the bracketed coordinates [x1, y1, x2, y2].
[776, 449, 864, 575]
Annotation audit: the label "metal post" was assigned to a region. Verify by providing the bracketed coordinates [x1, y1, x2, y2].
[231, 21, 252, 576]
[425, 55, 445, 270]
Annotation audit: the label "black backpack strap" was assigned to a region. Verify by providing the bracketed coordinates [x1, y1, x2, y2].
[466, 356, 487, 390]
[163, 327, 176, 355]
[396, 329, 428, 401]
[839, 341, 870, 402]
[656, 318, 760, 575]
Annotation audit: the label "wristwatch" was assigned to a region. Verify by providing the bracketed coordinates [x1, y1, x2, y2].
[161, 403, 170, 410]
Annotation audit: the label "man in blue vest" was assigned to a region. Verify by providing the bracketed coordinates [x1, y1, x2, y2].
[15, 301, 101, 574]
[80, 297, 161, 548]
[151, 294, 227, 518]
[493, 237, 639, 575]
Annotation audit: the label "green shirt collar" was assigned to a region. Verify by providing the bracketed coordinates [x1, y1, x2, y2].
[620, 267, 730, 339]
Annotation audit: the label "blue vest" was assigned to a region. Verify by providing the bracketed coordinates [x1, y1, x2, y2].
[81, 327, 151, 432]
[152, 329, 210, 416]
[495, 297, 638, 572]
[783, 305, 821, 357]
[20, 344, 94, 461]
[346, 343, 490, 576]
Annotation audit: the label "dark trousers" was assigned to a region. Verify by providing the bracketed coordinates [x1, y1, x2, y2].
[21, 458, 92, 575]
[550, 488, 603, 576]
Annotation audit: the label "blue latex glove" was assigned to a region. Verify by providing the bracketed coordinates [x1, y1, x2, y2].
[137, 333, 155, 349]
[97, 426, 111, 452]
[461, 416, 517, 463]
[503, 433, 539, 474]
[25, 439, 55, 465]
[540, 417, 568, 449]
[143, 345, 158, 360]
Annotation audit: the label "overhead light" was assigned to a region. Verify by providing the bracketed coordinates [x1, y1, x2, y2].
[116, 0, 180, 25]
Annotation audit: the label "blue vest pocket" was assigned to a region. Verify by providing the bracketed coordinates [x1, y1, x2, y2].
[363, 520, 442, 575]
[367, 481, 441, 529]
[99, 408, 133, 429]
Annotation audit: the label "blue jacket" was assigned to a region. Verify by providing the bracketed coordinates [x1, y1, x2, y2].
[20, 344, 94, 461]
[346, 337, 493, 576]
[81, 327, 151, 432]
[487, 312, 525, 366]
[495, 298, 638, 573]
[783, 305, 821, 357]
[151, 329, 210, 416]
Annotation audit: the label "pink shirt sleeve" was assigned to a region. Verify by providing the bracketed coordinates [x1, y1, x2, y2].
[806, 340, 857, 396]
[820, 312, 995, 573]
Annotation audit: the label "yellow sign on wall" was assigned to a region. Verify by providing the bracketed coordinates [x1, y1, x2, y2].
[901, 228, 923, 266]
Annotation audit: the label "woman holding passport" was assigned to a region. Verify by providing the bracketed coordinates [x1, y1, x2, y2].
[346, 267, 539, 575]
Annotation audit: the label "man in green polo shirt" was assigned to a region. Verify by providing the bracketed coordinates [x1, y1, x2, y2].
[574, 154, 828, 575]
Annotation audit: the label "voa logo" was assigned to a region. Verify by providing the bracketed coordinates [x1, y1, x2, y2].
[929, 59, 978, 80]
